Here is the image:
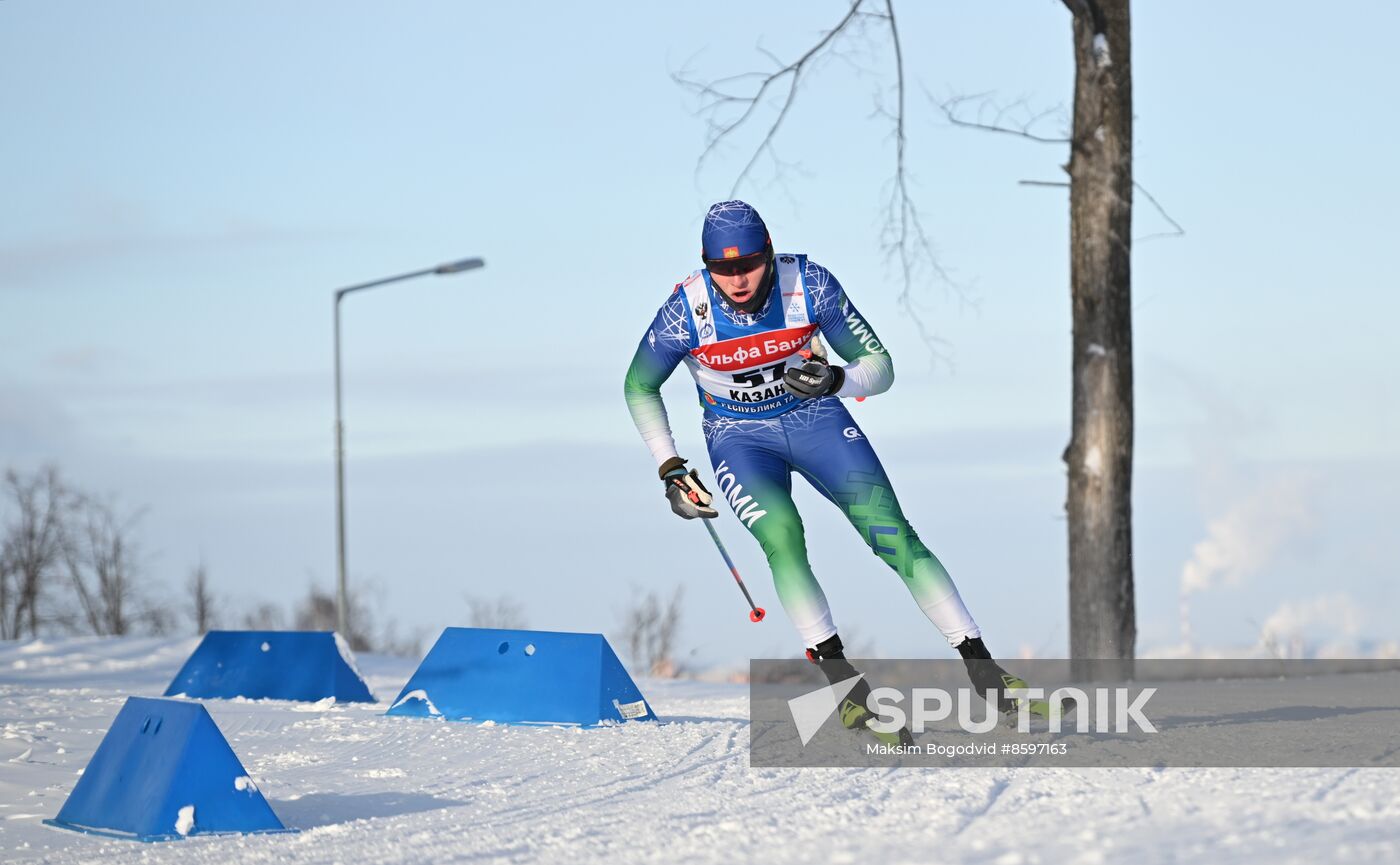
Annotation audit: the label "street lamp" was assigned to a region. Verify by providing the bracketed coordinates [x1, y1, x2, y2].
[333, 257, 485, 638]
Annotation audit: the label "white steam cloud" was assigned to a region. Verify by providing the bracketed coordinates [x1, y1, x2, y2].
[1258, 594, 1366, 658]
[1177, 474, 1315, 648]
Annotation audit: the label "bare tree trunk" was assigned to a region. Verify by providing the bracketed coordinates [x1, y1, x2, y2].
[0, 548, 10, 639]
[65, 536, 106, 635]
[187, 562, 215, 634]
[105, 532, 128, 636]
[1064, 0, 1135, 672]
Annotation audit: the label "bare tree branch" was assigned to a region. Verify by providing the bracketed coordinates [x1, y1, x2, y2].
[1017, 177, 1184, 243]
[676, 0, 963, 366]
[946, 93, 1183, 244]
[871, 0, 967, 359]
[1132, 181, 1186, 242]
[674, 1, 865, 194]
[880, 1, 921, 315]
[933, 91, 1071, 144]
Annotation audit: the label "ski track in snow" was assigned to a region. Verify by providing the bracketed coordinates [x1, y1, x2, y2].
[1, 638, 1397, 864]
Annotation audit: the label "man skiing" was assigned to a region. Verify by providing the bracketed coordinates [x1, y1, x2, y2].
[624, 200, 1048, 745]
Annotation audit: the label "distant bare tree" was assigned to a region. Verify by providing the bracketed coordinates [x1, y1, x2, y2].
[143, 601, 177, 636]
[293, 583, 340, 629]
[1, 466, 73, 639]
[293, 583, 374, 651]
[187, 561, 217, 634]
[63, 495, 168, 636]
[288, 581, 422, 656]
[618, 586, 685, 678]
[466, 594, 528, 630]
[241, 601, 286, 631]
[373, 621, 427, 659]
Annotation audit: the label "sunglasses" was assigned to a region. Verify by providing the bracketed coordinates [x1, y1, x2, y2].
[704, 252, 767, 277]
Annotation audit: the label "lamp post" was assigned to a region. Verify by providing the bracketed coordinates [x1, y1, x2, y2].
[333, 257, 485, 638]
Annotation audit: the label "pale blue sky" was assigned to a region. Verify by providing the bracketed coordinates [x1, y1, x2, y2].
[2, 1, 1396, 663]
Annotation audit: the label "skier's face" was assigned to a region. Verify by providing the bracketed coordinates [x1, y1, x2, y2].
[709, 257, 768, 305]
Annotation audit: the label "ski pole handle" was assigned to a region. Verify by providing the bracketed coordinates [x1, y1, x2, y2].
[702, 519, 766, 623]
[798, 349, 863, 402]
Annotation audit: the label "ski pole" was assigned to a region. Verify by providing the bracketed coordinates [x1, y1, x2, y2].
[701, 519, 766, 623]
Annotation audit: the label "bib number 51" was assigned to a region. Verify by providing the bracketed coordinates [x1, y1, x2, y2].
[731, 362, 786, 388]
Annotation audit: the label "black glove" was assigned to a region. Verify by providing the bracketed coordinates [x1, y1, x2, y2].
[783, 355, 844, 400]
[658, 457, 718, 519]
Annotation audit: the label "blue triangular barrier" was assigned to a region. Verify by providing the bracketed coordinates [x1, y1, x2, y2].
[385, 628, 657, 726]
[44, 697, 289, 841]
[164, 630, 375, 703]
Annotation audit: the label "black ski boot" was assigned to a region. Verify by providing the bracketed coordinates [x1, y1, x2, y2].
[955, 636, 1064, 721]
[807, 634, 916, 747]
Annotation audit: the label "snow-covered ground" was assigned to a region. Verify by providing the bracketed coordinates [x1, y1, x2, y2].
[1, 637, 1397, 864]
